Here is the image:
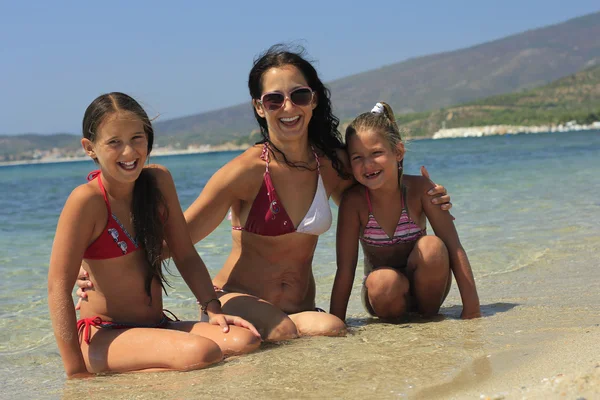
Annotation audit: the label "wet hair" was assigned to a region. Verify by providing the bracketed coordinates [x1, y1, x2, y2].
[82, 92, 169, 301]
[345, 102, 404, 183]
[248, 44, 347, 177]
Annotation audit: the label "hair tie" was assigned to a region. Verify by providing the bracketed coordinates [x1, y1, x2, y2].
[371, 102, 384, 114]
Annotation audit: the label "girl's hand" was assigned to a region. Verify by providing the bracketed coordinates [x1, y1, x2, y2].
[208, 313, 262, 339]
[74, 268, 93, 310]
[67, 370, 95, 379]
[460, 306, 482, 319]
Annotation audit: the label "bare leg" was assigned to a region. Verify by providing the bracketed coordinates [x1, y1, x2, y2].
[364, 267, 411, 319]
[219, 292, 299, 342]
[407, 235, 452, 316]
[167, 321, 261, 356]
[81, 325, 222, 374]
[288, 311, 347, 337]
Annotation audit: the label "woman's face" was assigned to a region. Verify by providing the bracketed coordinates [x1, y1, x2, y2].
[253, 65, 317, 143]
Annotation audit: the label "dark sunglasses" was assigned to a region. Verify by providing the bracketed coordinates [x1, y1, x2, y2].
[258, 87, 314, 111]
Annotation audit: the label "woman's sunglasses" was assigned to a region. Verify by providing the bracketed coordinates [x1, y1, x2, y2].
[258, 87, 314, 111]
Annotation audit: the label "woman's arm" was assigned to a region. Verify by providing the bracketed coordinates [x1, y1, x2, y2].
[153, 166, 260, 337]
[419, 177, 481, 319]
[48, 187, 97, 377]
[330, 192, 361, 321]
[184, 161, 245, 245]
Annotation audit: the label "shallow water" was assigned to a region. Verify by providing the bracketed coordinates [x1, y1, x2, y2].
[1, 131, 599, 399]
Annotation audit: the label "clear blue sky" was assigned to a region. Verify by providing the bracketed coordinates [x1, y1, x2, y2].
[1, 1, 598, 135]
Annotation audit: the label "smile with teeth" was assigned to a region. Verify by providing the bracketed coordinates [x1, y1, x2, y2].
[364, 170, 382, 179]
[279, 116, 300, 125]
[118, 160, 138, 170]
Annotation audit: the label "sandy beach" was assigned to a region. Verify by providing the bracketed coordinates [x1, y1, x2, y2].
[50, 234, 600, 400]
[2, 131, 599, 399]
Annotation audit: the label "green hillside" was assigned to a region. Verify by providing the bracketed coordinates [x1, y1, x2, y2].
[151, 11, 600, 146]
[2, 11, 600, 161]
[395, 64, 600, 137]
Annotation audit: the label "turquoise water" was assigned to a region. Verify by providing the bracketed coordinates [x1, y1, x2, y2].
[1, 130, 599, 398]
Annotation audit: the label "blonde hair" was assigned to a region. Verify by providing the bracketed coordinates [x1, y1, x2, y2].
[345, 101, 404, 182]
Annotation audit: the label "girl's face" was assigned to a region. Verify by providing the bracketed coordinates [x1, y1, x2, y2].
[253, 65, 317, 143]
[82, 112, 148, 184]
[347, 129, 404, 190]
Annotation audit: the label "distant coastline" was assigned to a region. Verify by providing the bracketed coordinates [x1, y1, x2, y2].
[431, 121, 600, 139]
[3, 123, 600, 167]
[0, 143, 250, 167]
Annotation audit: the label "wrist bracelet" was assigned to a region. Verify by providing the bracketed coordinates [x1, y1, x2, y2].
[200, 298, 221, 315]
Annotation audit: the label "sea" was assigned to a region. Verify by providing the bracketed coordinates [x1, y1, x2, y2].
[1, 130, 599, 399]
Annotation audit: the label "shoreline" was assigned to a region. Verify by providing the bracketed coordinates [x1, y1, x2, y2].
[0, 143, 251, 167]
[4, 124, 600, 167]
[432, 121, 600, 139]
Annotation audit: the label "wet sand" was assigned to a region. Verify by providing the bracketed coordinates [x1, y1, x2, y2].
[50, 235, 600, 400]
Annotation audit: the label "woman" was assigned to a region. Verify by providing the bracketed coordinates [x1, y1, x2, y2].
[77, 45, 452, 341]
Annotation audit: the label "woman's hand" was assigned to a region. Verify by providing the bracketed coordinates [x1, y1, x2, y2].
[74, 267, 93, 310]
[421, 166, 454, 215]
[207, 312, 262, 339]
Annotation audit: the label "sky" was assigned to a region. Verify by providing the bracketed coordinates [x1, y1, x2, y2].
[1, 1, 599, 135]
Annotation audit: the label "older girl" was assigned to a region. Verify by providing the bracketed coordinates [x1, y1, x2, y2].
[48, 93, 260, 378]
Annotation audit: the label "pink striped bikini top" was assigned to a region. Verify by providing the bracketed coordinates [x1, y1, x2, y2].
[360, 185, 426, 247]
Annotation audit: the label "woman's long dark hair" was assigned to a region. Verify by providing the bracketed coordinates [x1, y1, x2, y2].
[248, 44, 347, 177]
[82, 92, 169, 301]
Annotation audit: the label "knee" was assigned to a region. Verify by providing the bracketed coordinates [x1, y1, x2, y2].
[409, 236, 449, 270]
[366, 269, 410, 319]
[265, 316, 299, 342]
[297, 314, 347, 337]
[320, 314, 347, 337]
[175, 337, 223, 371]
[219, 326, 261, 356]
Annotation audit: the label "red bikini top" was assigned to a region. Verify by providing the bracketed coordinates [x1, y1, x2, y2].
[232, 144, 332, 236]
[83, 171, 140, 260]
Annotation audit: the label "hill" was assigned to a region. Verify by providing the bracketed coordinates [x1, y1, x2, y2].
[2, 11, 600, 161]
[150, 11, 600, 147]
[395, 64, 600, 137]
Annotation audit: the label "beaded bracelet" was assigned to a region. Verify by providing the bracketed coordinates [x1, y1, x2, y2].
[200, 298, 221, 315]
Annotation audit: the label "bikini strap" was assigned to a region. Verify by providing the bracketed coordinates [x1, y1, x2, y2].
[311, 145, 320, 172]
[87, 170, 100, 181]
[77, 316, 104, 345]
[261, 143, 318, 173]
[365, 188, 373, 214]
[91, 171, 112, 216]
[260, 143, 270, 173]
[400, 184, 407, 210]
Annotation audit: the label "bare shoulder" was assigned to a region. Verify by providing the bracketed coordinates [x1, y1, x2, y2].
[317, 147, 353, 196]
[63, 181, 105, 218]
[145, 163, 173, 179]
[339, 183, 365, 209]
[402, 174, 431, 196]
[214, 145, 267, 193]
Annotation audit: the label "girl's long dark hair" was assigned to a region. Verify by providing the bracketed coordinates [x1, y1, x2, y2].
[248, 44, 348, 177]
[82, 92, 169, 301]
